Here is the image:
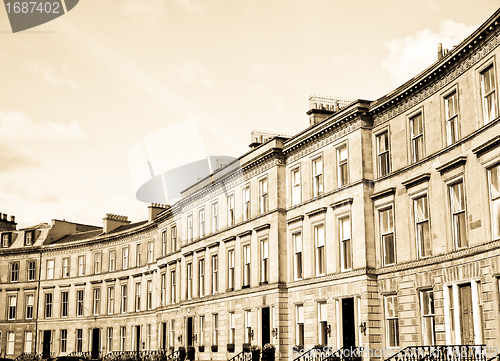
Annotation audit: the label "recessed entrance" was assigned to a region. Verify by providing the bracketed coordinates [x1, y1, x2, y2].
[262, 307, 271, 346]
[342, 298, 356, 350]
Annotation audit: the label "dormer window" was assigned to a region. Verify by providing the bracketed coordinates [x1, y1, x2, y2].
[24, 230, 34, 246]
[2, 233, 11, 247]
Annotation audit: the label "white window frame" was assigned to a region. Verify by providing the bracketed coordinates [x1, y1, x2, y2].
[291, 167, 301, 206]
[312, 157, 323, 197]
[314, 223, 325, 276]
[293, 232, 303, 280]
[340, 216, 351, 271]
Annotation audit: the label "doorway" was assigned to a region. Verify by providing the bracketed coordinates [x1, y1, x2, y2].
[187, 317, 194, 347]
[459, 284, 475, 345]
[91, 328, 100, 359]
[342, 298, 356, 350]
[162, 322, 167, 350]
[135, 326, 141, 352]
[42, 330, 51, 359]
[262, 307, 271, 346]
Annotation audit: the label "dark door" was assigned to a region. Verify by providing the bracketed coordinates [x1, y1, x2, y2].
[262, 307, 271, 346]
[91, 328, 100, 359]
[135, 326, 141, 352]
[459, 284, 475, 345]
[187, 317, 194, 347]
[162, 322, 167, 350]
[342, 298, 356, 350]
[42, 330, 51, 359]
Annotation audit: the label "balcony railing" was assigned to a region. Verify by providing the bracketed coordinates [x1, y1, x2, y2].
[384, 345, 488, 361]
[293, 346, 362, 361]
[228, 350, 252, 361]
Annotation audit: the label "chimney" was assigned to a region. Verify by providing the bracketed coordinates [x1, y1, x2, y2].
[438, 43, 443, 60]
[0, 213, 17, 231]
[148, 204, 168, 222]
[102, 213, 131, 233]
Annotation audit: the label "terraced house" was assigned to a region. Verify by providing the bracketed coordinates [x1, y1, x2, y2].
[2, 7, 500, 361]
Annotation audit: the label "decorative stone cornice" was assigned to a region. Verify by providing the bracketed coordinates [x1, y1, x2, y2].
[370, 187, 396, 201]
[330, 198, 353, 210]
[436, 156, 467, 175]
[222, 236, 236, 243]
[253, 224, 271, 232]
[401, 173, 431, 189]
[104, 278, 116, 283]
[207, 241, 220, 248]
[237, 230, 252, 238]
[182, 251, 193, 257]
[472, 135, 500, 157]
[90, 280, 103, 284]
[286, 215, 304, 225]
[167, 259, 177, 265]
[305, 207, 327, 218]
[194, 246, 206, 253]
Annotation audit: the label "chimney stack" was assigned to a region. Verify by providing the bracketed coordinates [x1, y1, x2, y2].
[102, 213, 131, 233]
[148, 204, 169, 222]
[438, 43, 443, 59]
[0, 213, 17, 231]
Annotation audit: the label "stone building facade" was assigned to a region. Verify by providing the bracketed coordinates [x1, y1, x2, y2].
[2, 8, 500, 361]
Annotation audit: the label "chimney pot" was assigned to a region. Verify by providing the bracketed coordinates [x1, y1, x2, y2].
[438, 43, 443, 60]
[10, 216, 15, 222]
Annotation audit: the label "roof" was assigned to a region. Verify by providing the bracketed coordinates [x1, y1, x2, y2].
[51, 229, 102, 244]
[105, 220, 148, 235]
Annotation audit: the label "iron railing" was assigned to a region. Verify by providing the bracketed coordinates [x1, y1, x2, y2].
[293, 346, 362, 361]
[228, 350, 252, 361]
[14, 352, 39, 361]
[384, 345, 488, 361]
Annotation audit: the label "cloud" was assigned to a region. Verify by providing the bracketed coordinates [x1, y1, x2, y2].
[122, 0, 203, 24]
[164, 58, 215, 89]
[22, 61, 80, 90]
[0, 110, 86, 172]
[381, 20, 478, 87]
[173, 0, 204, 14]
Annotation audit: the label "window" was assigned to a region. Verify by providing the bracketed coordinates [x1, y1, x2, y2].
[26, 294, 34, 319]
[489, 165, 500, 240]
[381, 208, 396, 266]
[107, 328, 113, 353]
[340, 216, 351, 271]
[292, 168, 301, 206]
[46, 259, 54, 280]
[200, 315, 205, 346]
[186, 263, 193, 300]
[146, 280, 152, 310]
[146, 324, 151, 351]
[385, 295, 399, 348]
[28, 260, 36, 281]
[212, 203, 218, 233]
[229, 312, 235, 344]
[312, 158, 323, 197]
[162, 231, 167, 256]
[187, 215, 193, 242]
[120, 285, 127, 313]
[60, 330, 67, 353]
[76, 289, 84, 316]
[171, 270, 176, 303]
[62, 257, 70, 278]
[136, 243, 141, 267]
[109, 250, 116, 272]
[421, 290, 435, 345]
[377, 131, 390, 176]
[160, 273, 166, 305]
[2, 233, 11, 247]
[94, 252, 102, 274]
[93, 288, 101, 315]
[318, 302, 328, 346]
[243, 245, 250, 288]
[212, 314, 219, 346]
[293, 232, 303, 280]
[122, 247, 129, 270]
[211, 255, 218, 295]
[171, 226, 177, 252]
[410, 113, 424, 163]
[337, 145, 348, 187]
[147, 242, 154, 263]
[314, 224, 325, 276]
[227, 195, 235, 227]
[24, 230, 34, 246]
[45, 292, 53, 318]
[76, 329, 83, 352]
[414, 195, 431, 258]
[243, 186, 250, 221]
[199, 259, 205, 297]
[8, 295, 17, 320]
[24, 331, 33, 354]
[261, 238, 269, 284]
[78, 255, 86, 276]
[450, 181, 467, 249]
[7, 332, 14, 355]
[169, 320, 175, 349]
[61, 291, 69, 317]
[199, 209, 205, 238]
[481, 64, 497, 123]
[135, 282, 141, 312]
[10, 262, 19, 282]
[107, 286, 115, 315]
[445, 91, 459, 145]
[259, 178, 269, 213]
[244, 309, 252, 344]
[296, 305, 304, 347]
[119, 327, 126, 352]
[228, 250, 235, 290]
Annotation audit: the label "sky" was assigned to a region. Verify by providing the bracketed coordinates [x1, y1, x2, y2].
[0, 0, 498, 229]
